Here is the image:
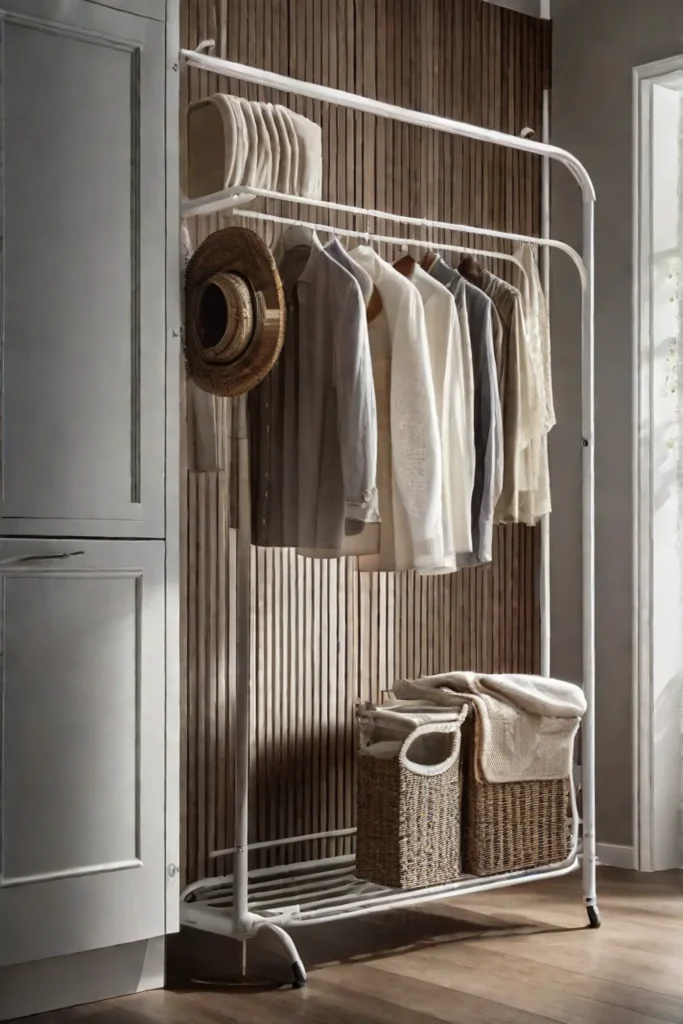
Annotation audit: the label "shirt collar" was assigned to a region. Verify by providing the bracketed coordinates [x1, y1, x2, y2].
[297, 231, 326, 285]
[426, 254, 458, 288]
[326, 238, 373, 303]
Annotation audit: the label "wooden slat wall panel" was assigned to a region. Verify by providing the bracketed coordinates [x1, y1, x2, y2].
[182, 0, 548, 885]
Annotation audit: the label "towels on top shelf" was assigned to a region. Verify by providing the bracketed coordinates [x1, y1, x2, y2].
[186, 93, 323, 200]
[393, 671, 586, 785]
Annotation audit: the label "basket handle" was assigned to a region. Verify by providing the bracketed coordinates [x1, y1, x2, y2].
[399, 721, 463, 777]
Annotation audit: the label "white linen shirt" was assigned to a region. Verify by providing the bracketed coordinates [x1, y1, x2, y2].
[514, 243, 555, 525]
[348, 247, 443, 571]
[400, 263, 473, 568]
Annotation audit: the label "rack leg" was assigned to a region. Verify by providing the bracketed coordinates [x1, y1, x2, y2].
[580, 722, 601, 928]
[581, 774, 600, 928]
[581, 772, 601, 929]
[260, 923, 307, 988]
[581, 198, 600, 931]
[586, 904, 601, 929]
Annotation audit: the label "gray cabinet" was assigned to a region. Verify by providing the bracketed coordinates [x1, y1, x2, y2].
[0, 0, 179, 988]
[0, 1, 167, 538]
[0, 539, 167, 966]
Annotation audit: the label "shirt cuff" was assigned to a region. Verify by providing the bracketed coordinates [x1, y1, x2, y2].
[413, 536, 443, 571]
[345, 488, 380, 524]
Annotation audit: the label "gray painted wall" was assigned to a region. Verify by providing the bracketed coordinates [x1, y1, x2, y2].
[551, 0, 683, 847]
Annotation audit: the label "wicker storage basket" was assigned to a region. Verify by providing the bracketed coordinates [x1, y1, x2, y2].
[356, 705, 467, 890]
[462, 706, 571, 876]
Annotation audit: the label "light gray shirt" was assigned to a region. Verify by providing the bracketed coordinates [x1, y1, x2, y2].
[427, 257, 502, 566]
[464, 267, 542, 527]
[324, 238, 375, 539]
[325, 236, 373, 304]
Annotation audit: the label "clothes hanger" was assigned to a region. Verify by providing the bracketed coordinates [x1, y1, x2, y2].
[393, 222, 433, 278]
[455, 124, 536, 289]
[421, 250, 438, 273]
[458, 253, 485, 287]
[354, 213, 384, 323]
[232, 207, 530, 291]
[279, 222, 317, 249]
[274, 216, 385, 323]
[393, 251, 416, 277]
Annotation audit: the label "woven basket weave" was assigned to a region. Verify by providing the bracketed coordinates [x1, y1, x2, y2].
[356, 708, 467, 890]
[462, 708, 571, 877]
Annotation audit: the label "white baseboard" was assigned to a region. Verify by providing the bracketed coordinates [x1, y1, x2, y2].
[0, 937, 165, 1022]
[597, 843, 637, 870]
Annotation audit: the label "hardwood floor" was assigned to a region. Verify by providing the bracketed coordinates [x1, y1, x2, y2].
[20, 870, 683, 1024]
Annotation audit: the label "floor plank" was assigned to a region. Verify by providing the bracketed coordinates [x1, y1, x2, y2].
[15, 870, 683, 1024]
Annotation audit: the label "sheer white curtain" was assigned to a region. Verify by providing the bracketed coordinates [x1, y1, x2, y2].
[647, 84, 683, 865]
[678, 96, 683, 863]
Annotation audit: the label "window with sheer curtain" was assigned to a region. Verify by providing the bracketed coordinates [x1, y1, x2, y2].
[649, 83, 683, 864]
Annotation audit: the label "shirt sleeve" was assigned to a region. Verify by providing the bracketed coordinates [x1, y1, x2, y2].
[512, 294, 545, 452]
[390, 283, 443, 569]
[489, 309, 505, 508]
[333, 279, 379, 524]
[444, 298, 473, 556]
[458, 303, 500, 568]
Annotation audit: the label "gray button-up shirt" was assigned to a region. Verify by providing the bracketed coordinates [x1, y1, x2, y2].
[427, 256, 503, 565]
[249, 229, 378, 553]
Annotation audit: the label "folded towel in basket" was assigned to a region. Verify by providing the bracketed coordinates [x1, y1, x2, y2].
[393, 672, 585, 784]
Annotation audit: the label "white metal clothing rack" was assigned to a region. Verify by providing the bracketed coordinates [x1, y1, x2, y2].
[180, 45, 598, 989]
[182, 182, 586, 278]
[231, 209, 534, 286]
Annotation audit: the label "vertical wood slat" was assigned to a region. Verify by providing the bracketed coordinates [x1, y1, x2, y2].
[181, 0, 545, 886]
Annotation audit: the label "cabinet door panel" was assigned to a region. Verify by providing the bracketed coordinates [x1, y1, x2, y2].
[0, 540, 167, 966]
[0, 3, 166, 538]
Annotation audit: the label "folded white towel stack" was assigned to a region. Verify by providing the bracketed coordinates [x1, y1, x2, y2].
[186, 93, 323, 200]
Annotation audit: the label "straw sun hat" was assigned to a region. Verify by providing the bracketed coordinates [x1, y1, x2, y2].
[184, 226, 286, 397]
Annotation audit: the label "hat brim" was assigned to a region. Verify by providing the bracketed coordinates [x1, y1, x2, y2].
[184, 226, 286, 397]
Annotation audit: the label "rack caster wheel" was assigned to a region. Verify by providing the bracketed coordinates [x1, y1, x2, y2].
[586, 905, 601, 929]
[292, 961, 307, 989]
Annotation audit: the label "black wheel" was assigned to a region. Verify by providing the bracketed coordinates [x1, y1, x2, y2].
[292, 961, 307, 989]
[587, 904, 601, 929]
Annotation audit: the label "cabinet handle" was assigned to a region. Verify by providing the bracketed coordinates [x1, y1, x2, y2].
[0, 551, 85, 566]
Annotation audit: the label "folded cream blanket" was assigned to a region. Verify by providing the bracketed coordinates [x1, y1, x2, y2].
[393, 672, 585, 784]
[187, 93, 322, 200]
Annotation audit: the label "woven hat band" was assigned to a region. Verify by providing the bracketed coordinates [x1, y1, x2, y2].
[197, 272, 255, 363]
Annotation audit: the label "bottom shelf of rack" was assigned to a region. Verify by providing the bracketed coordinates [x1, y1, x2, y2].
[181, 850, 580, 932]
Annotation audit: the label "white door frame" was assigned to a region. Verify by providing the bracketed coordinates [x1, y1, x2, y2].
[165, 0, 181, 928]
[633, 54, 683, 872]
